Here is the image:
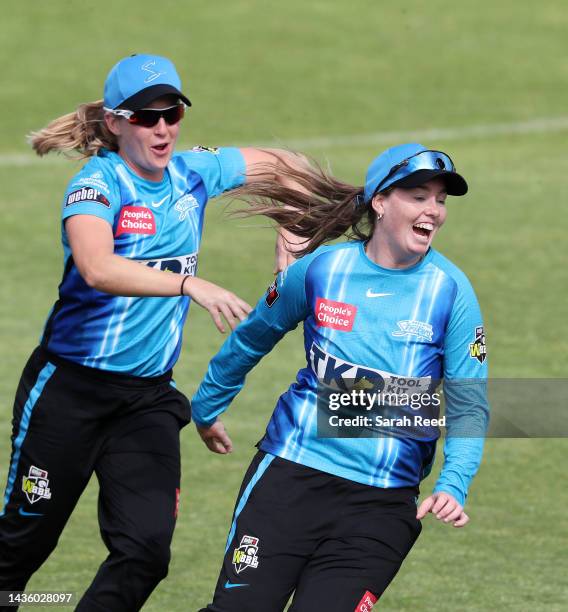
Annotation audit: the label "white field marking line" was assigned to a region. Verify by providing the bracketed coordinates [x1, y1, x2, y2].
[2, 116, 568, 167]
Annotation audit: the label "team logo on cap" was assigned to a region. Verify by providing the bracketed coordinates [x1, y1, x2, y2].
[232, 535, 260, 574]
[141, 60, 165, 83]
[22, 466, 52, 504]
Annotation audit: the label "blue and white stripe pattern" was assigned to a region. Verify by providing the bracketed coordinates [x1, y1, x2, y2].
[43, 147, 246, 377]
[192, 241, 488, 501]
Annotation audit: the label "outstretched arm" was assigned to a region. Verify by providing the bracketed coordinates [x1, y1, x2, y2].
[66, 215, 251, 333]
[192, 254, 313, 441]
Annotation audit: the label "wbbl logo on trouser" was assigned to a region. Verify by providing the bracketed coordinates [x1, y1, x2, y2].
[22, 466, 52, 504]
[232, 535, 260, 574]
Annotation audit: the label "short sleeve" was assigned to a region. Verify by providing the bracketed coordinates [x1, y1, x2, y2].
[61, 159, 120, 225]
[177, 146, 246, 199]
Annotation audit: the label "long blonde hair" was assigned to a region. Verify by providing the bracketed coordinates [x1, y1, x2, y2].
[28, 100, 117, 158]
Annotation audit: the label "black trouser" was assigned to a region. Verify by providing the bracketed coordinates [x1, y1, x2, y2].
[0, 347, 191, 611]
[200, 451, 422, 612]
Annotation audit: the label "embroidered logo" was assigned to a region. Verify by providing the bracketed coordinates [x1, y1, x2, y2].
[392, 320, 434, 342]
[469, 326, 487, 364]
[22, 466, 52, 504]
[174, 193, 199, 221]
[232, 535, 260, 574]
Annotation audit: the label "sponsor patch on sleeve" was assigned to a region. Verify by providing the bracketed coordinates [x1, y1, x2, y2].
[192, 145, 220, 154]
[469, 326, 487, 363]
[315, 297, 357, 331]
[265, 279, 280, 307]
[65, 187, 111, 208]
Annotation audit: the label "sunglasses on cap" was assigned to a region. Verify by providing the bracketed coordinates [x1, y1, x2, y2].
[373, 150, 456, 196]
[104, 103, 186, 128]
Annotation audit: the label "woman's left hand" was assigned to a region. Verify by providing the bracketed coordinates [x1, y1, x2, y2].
[416, 492, 470, 528]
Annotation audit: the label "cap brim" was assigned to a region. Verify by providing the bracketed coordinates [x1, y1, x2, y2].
[391, 169, 468, 196]
[119, 83, 192, 111]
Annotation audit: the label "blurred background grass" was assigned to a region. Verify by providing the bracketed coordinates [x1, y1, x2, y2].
[1, 1, 567, 610]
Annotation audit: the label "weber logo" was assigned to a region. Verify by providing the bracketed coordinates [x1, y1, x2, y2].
[65, 187, 110, 208]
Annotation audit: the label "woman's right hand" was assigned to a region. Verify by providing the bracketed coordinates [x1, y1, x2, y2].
[182, 276, 252, 333]
[196, 419, 233, 454]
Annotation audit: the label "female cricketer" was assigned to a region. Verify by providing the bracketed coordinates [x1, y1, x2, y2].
[192, 144, 490, 611]
[0, 53, 305, 611]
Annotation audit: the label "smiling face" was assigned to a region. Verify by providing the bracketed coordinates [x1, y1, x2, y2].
[104, 95, 182, 182]
[366, 177, 448, 269]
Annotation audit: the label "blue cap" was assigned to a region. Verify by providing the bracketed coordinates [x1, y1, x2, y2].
[103, 54, 191, 111]
[363, 143, 467, 203]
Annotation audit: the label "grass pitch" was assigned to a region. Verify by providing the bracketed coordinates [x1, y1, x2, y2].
[1, 2, 567, 610]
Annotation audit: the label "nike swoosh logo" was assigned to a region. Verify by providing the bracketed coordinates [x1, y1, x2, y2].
[19, 507, 44, 517]
[150, 195, 169, 208]
[224, 581, 249, 589]
[366, 289, 394, 298]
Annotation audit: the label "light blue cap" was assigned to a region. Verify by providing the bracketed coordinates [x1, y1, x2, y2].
[103, 54, 191, 111]
[363, 143, 467, 202]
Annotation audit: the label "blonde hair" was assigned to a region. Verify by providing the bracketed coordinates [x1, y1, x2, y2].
[28, 100, 118, 158]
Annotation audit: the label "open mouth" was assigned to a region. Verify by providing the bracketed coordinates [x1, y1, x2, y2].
[151, 143, 169, 154]
[412, 222, 434, 239]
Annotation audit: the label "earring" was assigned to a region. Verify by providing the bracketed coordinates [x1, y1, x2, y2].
[377, 213, 384, 221]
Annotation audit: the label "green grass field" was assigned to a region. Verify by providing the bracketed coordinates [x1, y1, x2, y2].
[1, 2, 567, 610]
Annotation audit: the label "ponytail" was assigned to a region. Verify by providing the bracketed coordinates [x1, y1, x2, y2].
[231, 153, 375, 257]
[28, 100, 118, 158]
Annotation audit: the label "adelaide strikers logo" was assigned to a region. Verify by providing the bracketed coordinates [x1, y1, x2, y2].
[22, 466, 52, 504]
[232, 535, 260, 574]
[469, 326, 487, 364]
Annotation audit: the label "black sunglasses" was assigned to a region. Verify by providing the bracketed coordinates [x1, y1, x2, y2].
[104, 104, 186, 128]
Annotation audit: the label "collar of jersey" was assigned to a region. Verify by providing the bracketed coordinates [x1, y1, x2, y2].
[357, 241, 435, 276]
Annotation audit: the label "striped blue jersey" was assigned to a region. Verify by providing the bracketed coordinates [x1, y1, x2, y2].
[42, 147, 245, 376]
[192, 241, 489, 504]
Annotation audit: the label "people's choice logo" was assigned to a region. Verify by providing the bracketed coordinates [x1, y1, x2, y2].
[315, 298, 357, 331]
[115, 206, 156, 236]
